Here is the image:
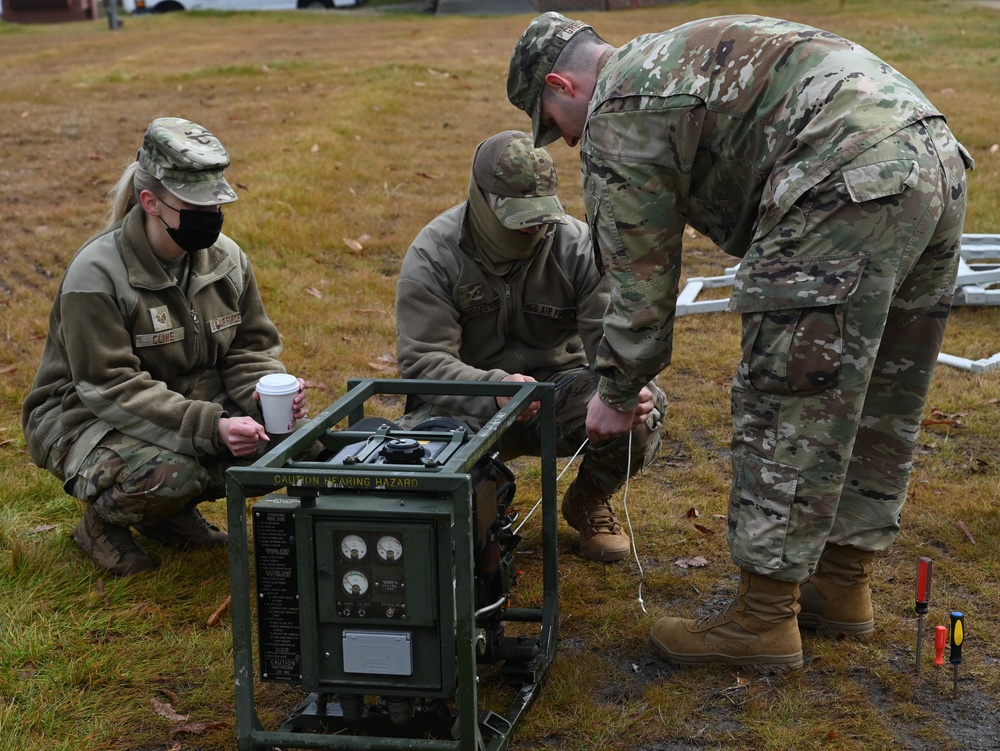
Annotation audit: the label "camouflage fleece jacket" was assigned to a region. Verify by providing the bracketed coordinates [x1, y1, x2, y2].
[581, 15, 942, 410]
[22, 204, 286, 476]
[395, 203, 606, 419]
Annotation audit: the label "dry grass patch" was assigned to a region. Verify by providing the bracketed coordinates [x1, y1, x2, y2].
[2, 1, 1000, 750]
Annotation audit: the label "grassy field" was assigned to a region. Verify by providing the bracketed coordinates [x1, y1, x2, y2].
[1, 1, 999, 749]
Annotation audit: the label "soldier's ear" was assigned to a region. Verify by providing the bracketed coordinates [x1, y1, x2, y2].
[139, 189, 161, 215]
[544, 72, 577, 98]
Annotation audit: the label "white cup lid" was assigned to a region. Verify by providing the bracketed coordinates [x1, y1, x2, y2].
[256, 373, 299, 396]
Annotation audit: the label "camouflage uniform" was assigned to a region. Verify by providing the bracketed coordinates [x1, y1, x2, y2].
[396, 132, 664, 495]
[22, 118, 287, 528]
[510, 15, 973, 581]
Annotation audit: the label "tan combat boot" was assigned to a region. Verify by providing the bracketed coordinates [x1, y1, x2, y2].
[649, 569, 803, 670]
[74, 505, 159, 577]
[135, 505, 229, 551]
[798, 543, 875, 637]
[561, 473, 630, 563]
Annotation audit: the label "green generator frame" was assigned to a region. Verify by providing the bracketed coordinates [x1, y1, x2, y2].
[225, 378, 560, 751]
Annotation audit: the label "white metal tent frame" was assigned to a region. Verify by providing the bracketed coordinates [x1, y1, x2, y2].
[675, 234, 1000, 374]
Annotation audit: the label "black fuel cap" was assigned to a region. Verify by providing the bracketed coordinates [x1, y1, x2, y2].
[380, 438, 425, 465]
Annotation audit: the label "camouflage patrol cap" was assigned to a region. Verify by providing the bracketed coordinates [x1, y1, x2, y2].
[507, 12, 593, 148]
[473, 131, 567, 230]
[136, 117, 237, 206]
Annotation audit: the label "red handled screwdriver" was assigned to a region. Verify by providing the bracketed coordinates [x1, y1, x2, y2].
[950, 611, 964, 698]
[915, 557, 932, 672]
[934, 625, 948, 668]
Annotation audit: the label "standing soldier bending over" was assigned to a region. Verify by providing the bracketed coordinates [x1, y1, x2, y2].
[395, 130, 665, 563]
[508, 13, 973, 668]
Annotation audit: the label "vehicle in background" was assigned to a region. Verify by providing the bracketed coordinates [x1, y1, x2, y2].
[122, 0, 366, 12]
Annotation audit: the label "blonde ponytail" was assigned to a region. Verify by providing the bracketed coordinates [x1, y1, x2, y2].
[103, 161, 163, 230]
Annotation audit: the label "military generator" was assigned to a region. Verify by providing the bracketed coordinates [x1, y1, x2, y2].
[225, 378, 559, 751]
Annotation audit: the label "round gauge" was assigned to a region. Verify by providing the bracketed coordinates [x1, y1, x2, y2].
[340, 534, 367, 561]
[376, 535, 403, 563]
[342, 570, 369, 597]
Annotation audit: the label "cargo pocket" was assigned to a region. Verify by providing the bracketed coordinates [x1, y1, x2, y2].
[729, 253, 868, 396]
[728, 450, 798, 571]
[842, 158, 918, 204]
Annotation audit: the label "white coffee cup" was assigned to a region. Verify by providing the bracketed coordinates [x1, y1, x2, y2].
[256, 373, 300, 434]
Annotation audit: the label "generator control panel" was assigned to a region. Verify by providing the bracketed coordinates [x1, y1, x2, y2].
[316, 520, 436, 624]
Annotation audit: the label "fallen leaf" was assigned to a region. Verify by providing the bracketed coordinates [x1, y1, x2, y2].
[18, 661, 37, 678]
[921, 418, 963, 427]
[151, 698, 189, 723]
[957, 521, 976, 544]
[96, 578, 110, 606]
[673, 556, 709, 569]
[661, 458, 694, 468]
[377, 353, 396, 364]
[207, 595, 232, 627]
[0, 365, 16, 375]
[28, 524, 58, 534]
[171, 721, 226, 735]
[304, 287, 322, 299]
[310, 144, 320, 153]
[416, 171, 440, 180]
[367, 361, 394, 372]
[693, 524, 715, 536]
[989, 143, 999, 154]
[684, 507, 700, 518]
[162, 688, 181, 704]
[343, 237, 364, 252]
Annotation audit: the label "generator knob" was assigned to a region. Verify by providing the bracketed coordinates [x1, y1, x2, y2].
[380, 438, 425, 465]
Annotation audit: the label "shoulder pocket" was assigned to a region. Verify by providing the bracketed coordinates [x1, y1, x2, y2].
[729, 254, 869, 314]
[842, 159, 918, 204]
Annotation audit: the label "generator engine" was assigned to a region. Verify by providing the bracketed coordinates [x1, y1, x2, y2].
[226, 379, 559, 751]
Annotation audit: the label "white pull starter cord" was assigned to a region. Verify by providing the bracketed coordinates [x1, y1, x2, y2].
[512, 432, 647, 614]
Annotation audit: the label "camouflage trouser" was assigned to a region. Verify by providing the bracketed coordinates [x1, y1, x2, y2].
[66, 431, 238, 527]
[727, 118, 970, 582]
[399, 366, 665, 495]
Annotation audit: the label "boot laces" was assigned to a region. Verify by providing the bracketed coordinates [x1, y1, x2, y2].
[695, 600, 736, 628]
[582, 497, 621, 534]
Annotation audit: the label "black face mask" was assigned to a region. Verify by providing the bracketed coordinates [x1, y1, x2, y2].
[158, 199, 225, 253]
